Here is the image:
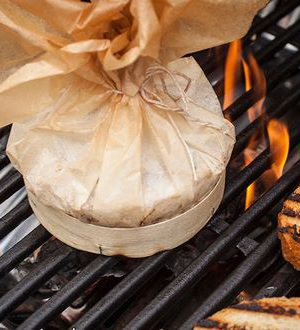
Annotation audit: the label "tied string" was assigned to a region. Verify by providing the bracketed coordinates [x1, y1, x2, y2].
[139, 65, 192, 114]
[109, 64, 194, 114]
[111, 63, 198, 182]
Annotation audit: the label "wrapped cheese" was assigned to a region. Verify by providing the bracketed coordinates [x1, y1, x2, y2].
[0, 0, 268, 257]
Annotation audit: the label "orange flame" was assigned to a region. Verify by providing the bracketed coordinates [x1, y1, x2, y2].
[224, 40, 290, 209]
[244, 135, 259, 209]
[241, 52, 289, 208]
[223, 40, 242, 110]
[243, 52, 267, 208]
[267, 119, 289, 179]
[242, 52, 267, 123]
[242, 59, 251, 91]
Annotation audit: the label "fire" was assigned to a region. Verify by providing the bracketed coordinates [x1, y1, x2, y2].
[245, 118, 289, 208]
[242, 51, 267, 208]
[267, 119, 289, 179]
[244, 135, 259, 209]
[242, 60, 251, 91]
[224, 40, 290, 209]
[243, 53, 289, 208]
[223, 40, 242, 110]
[242, 52, 267, 123]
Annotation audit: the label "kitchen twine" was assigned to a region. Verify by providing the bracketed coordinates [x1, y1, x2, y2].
[107, 63, 199, 181]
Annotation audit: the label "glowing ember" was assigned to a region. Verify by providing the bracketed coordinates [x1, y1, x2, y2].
[223, 40, 242, 110]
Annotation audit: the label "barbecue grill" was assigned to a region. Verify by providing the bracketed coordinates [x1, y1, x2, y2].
[1, 1, 300, 329]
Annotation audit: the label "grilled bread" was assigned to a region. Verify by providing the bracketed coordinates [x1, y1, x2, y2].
[194, 297, 300, 330]
[278, 186, 300, 270]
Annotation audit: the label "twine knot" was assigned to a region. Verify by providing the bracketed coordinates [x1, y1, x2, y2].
[111, 63, 198, 181]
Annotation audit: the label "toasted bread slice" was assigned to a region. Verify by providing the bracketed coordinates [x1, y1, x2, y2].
[278, 186, 300, 270]
[194, 297, 300, 330]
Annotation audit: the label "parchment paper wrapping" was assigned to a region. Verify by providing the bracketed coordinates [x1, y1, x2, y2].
[0, 0, 267, 228]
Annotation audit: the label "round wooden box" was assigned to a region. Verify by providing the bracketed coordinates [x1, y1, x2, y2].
[29, 174, 225, 258]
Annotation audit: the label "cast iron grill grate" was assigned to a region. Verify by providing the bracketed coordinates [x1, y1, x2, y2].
[0, 1, 300, 329]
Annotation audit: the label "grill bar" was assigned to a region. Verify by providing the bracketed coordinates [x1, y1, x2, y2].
[0, 152, 9, 170]
[255, 21, 300, 63]
[266, 24, 300, 49]
[224, 51, 300, 121]
[0, 199, 32, 240]
[123, 160, 300, 329]
[0, 125, 11, 152]
[220, 121, 300, 210]
[213, 19, 300, 99]
[71, 251, 174, 330]
[232, 85, 300, 156]
[268, 52, 300, 90]
[126, 161, 300, 329]
[0, 245, 73, 322]
[219, 150, 270, 210]
[0, 170, 23, 204]
[19, 255, 118, 330]
[0, 225, 50, 278]
[248, 0, 300, 37]
[180, 230, 279, 329]
[254, 263, 300, 299]
[196, 0, 298, 75]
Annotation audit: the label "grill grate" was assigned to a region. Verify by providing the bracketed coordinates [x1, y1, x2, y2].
[0, 1, 300, 329]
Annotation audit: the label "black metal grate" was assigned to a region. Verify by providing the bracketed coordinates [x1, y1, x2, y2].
[0, 1, 300, 329]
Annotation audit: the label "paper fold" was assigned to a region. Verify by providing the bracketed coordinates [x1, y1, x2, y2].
[1, 0, 268, 229]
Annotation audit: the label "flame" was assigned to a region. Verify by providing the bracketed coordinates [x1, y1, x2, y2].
[243, 51, 267, 208]
[244, 135, 258, 209]
[242, 51, 289, 208]
[242, 59, 251, 91]
[242, 52, 267, 123]
[224, 40, 290, 209]
[267, 119, 289, 179]
[223, 40, 242, 110]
